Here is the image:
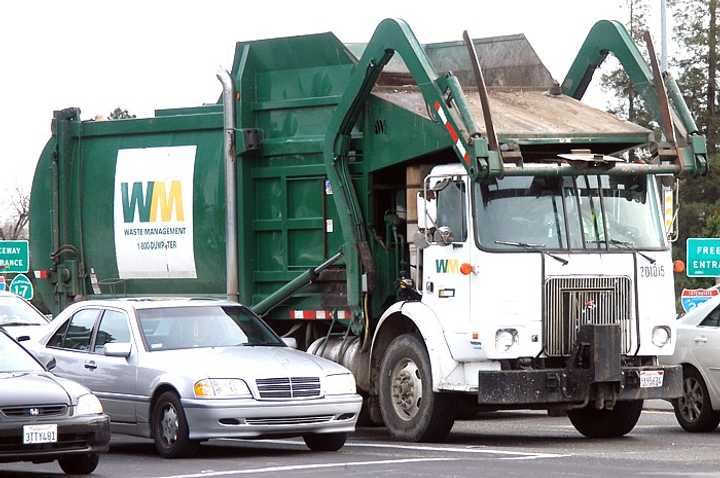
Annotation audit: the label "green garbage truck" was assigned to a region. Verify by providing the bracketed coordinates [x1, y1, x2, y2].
[30, 19, 708, 441]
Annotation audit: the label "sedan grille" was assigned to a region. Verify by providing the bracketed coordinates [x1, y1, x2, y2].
[1, 405, 67, 418]
[255, 377, 321, 400]
[543, 276, 633, 356]
[245, 415, 333, 426]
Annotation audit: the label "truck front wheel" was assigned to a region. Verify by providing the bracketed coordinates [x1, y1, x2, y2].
[568, 400, 643, 438]
[378, 334, 454, 442]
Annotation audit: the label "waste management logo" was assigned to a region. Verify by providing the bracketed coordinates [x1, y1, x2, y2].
[113, 146, 197, 279]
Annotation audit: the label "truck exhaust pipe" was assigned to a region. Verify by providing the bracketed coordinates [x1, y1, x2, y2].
[217, 69, 239, 303]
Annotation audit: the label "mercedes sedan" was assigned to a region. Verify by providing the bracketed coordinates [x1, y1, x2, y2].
[0, 328, 110, 474]
[664, 293, 720, 432]
[36, 298, 362, 458]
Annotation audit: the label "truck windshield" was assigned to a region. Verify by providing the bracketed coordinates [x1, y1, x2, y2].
[137, 306, 284, 351]
[473, 175, 666, 251]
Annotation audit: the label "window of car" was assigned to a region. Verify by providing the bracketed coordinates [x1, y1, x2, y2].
[48, 309, 100, 351]
[136, 306, 283, 351]
[93, 310, 131, 354]
[699, 305, 720, 328]
[0, 296, 48, 326]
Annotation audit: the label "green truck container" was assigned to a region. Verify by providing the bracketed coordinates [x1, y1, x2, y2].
[30, 19, 708, 442]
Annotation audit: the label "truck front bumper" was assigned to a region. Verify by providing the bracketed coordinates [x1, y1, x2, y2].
[477, 364, 682, 406]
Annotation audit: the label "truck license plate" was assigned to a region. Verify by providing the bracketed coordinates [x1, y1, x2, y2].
[639, 370, 664, 388]
[23, 424, 57, 445]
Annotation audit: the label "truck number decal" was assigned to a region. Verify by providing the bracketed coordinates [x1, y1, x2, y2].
[639, 264, 665, 278]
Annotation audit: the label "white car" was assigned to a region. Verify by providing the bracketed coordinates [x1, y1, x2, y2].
[0, 291, 51, 342]
[664, 293, 720, 432]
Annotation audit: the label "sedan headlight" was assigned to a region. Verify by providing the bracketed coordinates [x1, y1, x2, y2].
[652, 326, 671, 347]
[194, 379, 252, 399]
[325, 373, 356, 395]
[75, 394, 103, 416]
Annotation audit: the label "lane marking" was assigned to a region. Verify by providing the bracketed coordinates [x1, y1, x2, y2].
[226, 438, 569, 460]
[146, 457, 457, 478]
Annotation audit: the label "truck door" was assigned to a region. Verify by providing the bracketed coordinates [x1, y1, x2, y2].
[420, 175, 472, 335]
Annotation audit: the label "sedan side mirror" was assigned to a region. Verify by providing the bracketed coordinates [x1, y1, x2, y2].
[104, 342, 132, 358]
[282, 337, 298, 349]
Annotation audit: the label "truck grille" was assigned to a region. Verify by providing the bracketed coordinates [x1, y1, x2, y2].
[1, 405, 67, 418]
[543, 276, 633, 356]
[255, 377, 321, 400]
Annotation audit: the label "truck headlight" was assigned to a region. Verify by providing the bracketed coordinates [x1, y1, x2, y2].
[495, 329, 518, 352]
[194, 379, 252, 399]
[75, 394, 103, 416]
[325, 374, 356, 395]
[652, 326, 671, 347]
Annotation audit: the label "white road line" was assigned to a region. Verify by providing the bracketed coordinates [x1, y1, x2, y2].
[225, 438, 570, 460]
[146, 457, 457, 478]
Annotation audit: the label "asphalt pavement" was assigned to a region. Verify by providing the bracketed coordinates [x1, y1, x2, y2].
[2, 408, 718, 478]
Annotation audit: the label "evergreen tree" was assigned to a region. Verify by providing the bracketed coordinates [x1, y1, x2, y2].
[669, 0, 720, 293]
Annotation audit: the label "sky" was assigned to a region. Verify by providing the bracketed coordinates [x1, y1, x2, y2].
[0, 0, 671, 204]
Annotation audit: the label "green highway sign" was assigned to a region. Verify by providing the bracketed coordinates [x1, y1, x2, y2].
[10, 273, 33, 301]
[687, 238, 720, 277]
[0, 240, 29, 273]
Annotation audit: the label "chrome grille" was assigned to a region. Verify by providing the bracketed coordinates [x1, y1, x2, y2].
[544, 276, 633, 356]
[255, 377, 321, 400]
[245, 415, 333, 426]
[1, 405, 67, 418]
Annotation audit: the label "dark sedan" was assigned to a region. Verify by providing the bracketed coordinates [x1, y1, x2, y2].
[0, 329, 110, 475]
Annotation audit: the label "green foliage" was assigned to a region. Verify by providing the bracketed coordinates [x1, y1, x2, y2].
[108, 107, 136, 120]
[600, 0, 654, 127]
[669, 0, 720, 295]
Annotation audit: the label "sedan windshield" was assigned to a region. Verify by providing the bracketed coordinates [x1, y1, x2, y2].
[0, 296, 48, 326]
[474, 175, 666, 251]
[0, 332, 43, 372]
[137, 306, 284, 351]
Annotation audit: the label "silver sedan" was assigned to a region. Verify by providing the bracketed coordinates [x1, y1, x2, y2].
[35, 299, 362, 457]
[663, 293, 720, 432]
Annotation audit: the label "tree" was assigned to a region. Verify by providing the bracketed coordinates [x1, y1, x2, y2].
[600, 0, 655, 129]
[669, 0, 720, 293]
[0, 188, 29, 240]
[108, 107, 136, 120]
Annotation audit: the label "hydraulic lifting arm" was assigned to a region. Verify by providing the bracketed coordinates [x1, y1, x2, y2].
[323, 18, 501, 328]
[562, 19, 708, 176]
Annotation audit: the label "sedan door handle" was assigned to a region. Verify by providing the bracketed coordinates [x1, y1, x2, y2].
[693, 336, 708, 344]
[84, 361, 97, 370]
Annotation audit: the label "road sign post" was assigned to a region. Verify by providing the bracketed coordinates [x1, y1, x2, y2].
[0, 240, 29, 274]
[687, 238, 720, 278]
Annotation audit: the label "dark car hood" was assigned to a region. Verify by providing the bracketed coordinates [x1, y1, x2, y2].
[0, 372, 73, 407]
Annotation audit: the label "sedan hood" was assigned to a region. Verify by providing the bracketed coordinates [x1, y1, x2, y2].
[144, 346, 351, 380]
[2, 325, 48, 342]
[0, 372, 74, 407]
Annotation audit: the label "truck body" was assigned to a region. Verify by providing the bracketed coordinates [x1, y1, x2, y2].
[30, 19, 708, 440]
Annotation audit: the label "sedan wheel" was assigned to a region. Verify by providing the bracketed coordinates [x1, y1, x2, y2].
[152, 391, 200, 458]
[673, 368, 720, 433]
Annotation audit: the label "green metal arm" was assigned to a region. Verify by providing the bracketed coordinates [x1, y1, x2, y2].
[323, 18, 495, 325]
[562, 20, 707, 176]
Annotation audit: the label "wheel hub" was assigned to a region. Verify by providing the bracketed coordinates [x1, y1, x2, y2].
[679, 376, 703, 423]
[160, 404, 179, 445]
[390, 358, 423, 421]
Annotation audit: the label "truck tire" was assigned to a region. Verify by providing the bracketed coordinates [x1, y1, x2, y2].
[152, 391, 200, 458]
[378, 334, 454, 442]
[303, 432, 347, 451]
[568, 400, 643, 438]
[673, 367, 720, 432]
